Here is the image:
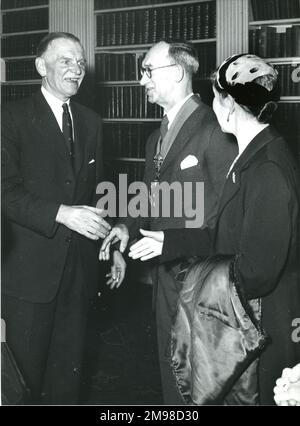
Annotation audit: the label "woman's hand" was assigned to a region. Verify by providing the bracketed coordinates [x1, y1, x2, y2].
[128, 229, 164, 261]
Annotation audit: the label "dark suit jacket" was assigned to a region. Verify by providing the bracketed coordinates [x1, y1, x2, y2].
[121, 95, 237, 403]
[1, 90, 104, 303]
[124, 96, 237, 238]
[162, 126, 300, 404]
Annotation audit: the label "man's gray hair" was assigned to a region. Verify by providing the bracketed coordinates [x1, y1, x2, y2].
[167, 41, 199, 77]
[36, 32, 82, 57]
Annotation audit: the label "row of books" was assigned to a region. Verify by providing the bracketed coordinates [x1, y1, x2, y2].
[194, 42, 216, 78]
[249, 25, 300, 58]
[95, 0, 185, 9]
[96, 2, 216, 46]
[1, 32, 48, 57]
[97, 86, 163, 119]
[96, 52, 141, 82]
[105, 160, 145, 185]
[275, 63, 300, 96]
[1, 0, 48, 9]
[103, 122, 159, 158]
[2, 8, 48, 34]
[1, 84, 40, 103]
[274, 103, 300, 134]
[95, 42, 216, 82]
[250, 0, 300, 21]
[274, 102, 300, 156]
[3, 58, 40, 81]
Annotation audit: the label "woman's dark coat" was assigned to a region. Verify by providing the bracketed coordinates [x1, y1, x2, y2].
[162, 126, 300, 405]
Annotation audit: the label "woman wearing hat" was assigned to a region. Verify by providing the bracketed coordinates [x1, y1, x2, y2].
[129, 54, 300, 405]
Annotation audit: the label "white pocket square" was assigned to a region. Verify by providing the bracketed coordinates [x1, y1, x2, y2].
[180, 155, 198, 170]
[88, 159, 95, 164]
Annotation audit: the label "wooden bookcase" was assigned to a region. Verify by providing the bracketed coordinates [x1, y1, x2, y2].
[1, 0, 49, 103]
[248, 0, 300, 159]
[1, 0, 298, 162]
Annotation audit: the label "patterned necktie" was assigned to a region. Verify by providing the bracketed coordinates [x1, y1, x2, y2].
[62, 103, 75, 169]
[153, 114, 169, 180]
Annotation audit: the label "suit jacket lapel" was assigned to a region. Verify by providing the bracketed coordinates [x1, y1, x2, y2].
[159, 124, 192, 175]
[159, 101, 202, 176]
[216, 126, 277, 218]
[216, 172, 241, 220]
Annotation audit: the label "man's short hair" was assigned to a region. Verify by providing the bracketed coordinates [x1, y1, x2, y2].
[36, 32, 82, 57]
[165, 40, 199, 77]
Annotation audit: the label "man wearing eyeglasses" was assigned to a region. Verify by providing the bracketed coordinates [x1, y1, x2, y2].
[1, 32, 126, 404]
[100, 40, 237, 404]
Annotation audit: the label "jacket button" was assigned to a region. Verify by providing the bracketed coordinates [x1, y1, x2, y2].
[65, 179, 72, 185]
[65, 237, 72, 243]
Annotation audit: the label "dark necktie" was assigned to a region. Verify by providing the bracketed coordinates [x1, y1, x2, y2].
[62, 103, 75, 169]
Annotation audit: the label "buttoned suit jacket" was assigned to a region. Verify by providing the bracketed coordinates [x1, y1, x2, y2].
[121, 95, 237, 403]
[125, 95, 237, 238]
[2, 90, 104, 303]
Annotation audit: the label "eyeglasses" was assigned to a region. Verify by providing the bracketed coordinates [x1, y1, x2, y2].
[140, 64, 178, 79]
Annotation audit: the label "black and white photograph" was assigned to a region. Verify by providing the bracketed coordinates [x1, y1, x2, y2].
[1, 0, 299, 409]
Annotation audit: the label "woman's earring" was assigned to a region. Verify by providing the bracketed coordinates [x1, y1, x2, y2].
[227, 107, 234, 122]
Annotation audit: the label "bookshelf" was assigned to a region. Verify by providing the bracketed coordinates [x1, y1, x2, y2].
[1, 0, 49, 103]
[248, 0, 300, 159]
[94, 0, 217, 184]
[2, 1, 296, 160]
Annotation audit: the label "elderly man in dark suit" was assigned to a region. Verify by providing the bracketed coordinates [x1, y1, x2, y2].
[1, 32, 126, 405]
[100, 40, 237, 404]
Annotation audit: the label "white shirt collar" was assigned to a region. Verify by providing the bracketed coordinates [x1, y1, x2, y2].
[41, 86, 70, 108]
[41, 86, 71, 132]
[164, 93, 194, 128]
